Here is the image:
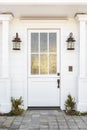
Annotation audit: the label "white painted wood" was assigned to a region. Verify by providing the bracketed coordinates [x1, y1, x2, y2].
[28, 29, 60, 106]
[2, 21, 9, 78]
[76, 14, 87, 21]
[0, 14, 13, 113]
[0, 0, 87, 5]
[79, 21, 87, 77]
[1, 14, 13, 78]
[3, 18, 78, 111]
[0, 14, 13, 21]
[0, 7, 87, 112]
[28, 77, 60, 106]
[0, 78, 11, 113]
[75, 14, 87, 77]
[77, 77, 87, 112]
[75, 14, 87, 112]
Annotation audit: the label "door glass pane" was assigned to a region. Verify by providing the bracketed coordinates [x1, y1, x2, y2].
[40, 54, 48, 74]
[40, 33, 47, 52]
[31, 33, 38, 53]
[49, 33, 57, 52]
[49, 54, 57, 74]
[31, 54, 39, 74]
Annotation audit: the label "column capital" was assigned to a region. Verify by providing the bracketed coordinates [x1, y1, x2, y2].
[75, 14, 87, 21]
[0, 13, 13, 21]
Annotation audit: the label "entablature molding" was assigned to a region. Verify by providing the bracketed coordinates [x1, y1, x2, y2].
[75, 14, 87, 21]
[0, 14, 13, 21]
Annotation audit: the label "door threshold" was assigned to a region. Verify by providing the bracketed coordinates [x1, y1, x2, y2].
[28, 106, 60, 110]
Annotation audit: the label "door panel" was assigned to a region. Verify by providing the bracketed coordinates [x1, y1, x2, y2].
[28, 77, 60, 106]
[28, 30, 60, 107]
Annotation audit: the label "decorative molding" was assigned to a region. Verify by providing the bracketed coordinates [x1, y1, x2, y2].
[75, 13, 87, 21]
[74, 13, 86, 17]
[0, 13, 13, 21]
[20, 16, 68, 20]
[0, 12, 14, 17]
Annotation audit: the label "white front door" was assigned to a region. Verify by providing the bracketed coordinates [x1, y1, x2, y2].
[28, 29, 60, 107]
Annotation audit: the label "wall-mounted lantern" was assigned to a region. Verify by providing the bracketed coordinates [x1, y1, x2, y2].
[12, 33, 21, 50]
[66, 32, 76, 50]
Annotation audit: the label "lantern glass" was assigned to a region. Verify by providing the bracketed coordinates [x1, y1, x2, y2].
[66, 33, 76, 50]
[13, 42, 20, 50]
[67, 41, 75, 50]
[12, 33, 21, 50]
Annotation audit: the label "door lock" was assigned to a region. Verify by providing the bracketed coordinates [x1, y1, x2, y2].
[57, 79, 60, 88]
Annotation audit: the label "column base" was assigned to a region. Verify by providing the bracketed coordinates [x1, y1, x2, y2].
[0, 78, 11, 113]
[77, 77, 87, 112]
[0, 103, 11, 113]
[77, 103, 87, 112]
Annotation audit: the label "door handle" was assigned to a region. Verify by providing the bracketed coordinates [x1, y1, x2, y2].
[57, 79, 60, 88]
[57, 73, 60, 76]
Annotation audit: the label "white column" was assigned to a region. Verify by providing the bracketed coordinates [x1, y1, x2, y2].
[2, 21, 9, 78]
[79, 20, 87, 77]
[75, 14, 87, 112]
[0, 14, 13, 113]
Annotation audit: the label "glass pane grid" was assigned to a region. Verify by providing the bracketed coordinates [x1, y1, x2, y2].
[31, 52, 56, 54]
[30, 32, 57, 75]
[49, 32, 57, 74]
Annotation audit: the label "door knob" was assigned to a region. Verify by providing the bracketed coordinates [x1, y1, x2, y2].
[57, 79, 60, 88]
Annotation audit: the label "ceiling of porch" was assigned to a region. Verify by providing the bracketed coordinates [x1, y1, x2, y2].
[0, 4, 87, 18]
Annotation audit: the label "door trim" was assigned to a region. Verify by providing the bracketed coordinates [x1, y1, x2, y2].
[27, 28, 61, 107]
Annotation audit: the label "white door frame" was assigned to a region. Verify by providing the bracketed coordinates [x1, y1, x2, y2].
[27, 28, 61, 107]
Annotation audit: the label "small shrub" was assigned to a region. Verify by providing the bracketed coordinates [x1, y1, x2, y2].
[81, 112, 87, 116]
[10, 96, 24, 116]
[75, 111, 81, 116]
[65, 94, 76, 114]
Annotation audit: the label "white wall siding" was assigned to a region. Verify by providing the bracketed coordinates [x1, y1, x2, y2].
[10, 19, 28, 109]
[8, 18, 79, 110]
[0, 24, 2, 77]
[60, 19, 79, 109]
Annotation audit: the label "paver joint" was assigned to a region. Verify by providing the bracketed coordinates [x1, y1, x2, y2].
[0, 110, 87, 130]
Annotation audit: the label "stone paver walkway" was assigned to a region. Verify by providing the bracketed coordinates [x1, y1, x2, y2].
[0, 110, 87, 130]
